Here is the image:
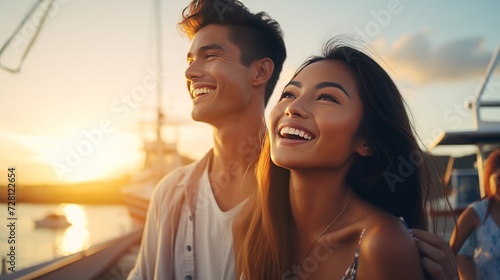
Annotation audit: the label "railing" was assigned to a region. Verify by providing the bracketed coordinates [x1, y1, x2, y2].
[1, 226, 142, 280]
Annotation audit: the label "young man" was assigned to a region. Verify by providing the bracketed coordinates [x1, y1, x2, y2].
[128, 1, 456, 279]
[128, 1, 285, 279]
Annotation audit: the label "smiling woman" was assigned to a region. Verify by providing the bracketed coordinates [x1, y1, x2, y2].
[234, 40, 439, 280]
[270, 59, 365, 172]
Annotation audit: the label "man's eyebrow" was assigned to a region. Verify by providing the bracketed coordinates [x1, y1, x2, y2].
[187, 44, 225, 59]
[316, 82, 350, 98]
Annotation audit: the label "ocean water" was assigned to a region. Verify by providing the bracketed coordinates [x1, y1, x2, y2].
[0, 203, 133, 272]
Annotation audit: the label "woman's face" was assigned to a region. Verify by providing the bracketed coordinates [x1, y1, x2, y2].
[489, 167, 500, 196]
[269, 60, 369, 171]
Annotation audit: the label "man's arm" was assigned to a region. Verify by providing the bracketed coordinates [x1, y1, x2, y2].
[127, 189, 161, 280]
[412, 229, 458, 280]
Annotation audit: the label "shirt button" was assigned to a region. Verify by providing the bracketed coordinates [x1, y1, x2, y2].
[185, 276, 192, 280]
[189, 215, 192, 221]
[187, 245, 192, 251]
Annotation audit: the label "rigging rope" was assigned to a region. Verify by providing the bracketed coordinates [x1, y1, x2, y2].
[0, 0, 56, 73]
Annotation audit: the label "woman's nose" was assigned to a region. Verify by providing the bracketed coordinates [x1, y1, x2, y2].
[284, 97, 308, 118]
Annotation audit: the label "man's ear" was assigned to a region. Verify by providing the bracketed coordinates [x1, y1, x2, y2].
[252, 58, 274, 87]
[356, 140, 373, 157]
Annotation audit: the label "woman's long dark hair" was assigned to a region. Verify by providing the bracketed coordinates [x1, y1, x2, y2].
[236, 39, 436, 279]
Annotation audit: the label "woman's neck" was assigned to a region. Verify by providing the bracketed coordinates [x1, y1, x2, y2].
[289, 170, 353, 241]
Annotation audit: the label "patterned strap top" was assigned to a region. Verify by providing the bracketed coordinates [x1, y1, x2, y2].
[341, 229, 366, 280]
[341, 217, 412, 279]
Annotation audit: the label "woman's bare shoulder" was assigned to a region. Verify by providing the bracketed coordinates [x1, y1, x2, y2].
[361, 213, 414, 250]
[356, 213, 425, 280]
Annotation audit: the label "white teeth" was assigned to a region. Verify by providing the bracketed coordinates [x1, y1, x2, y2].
[192, 87, 215, 98]
[279, 126, 313, 140]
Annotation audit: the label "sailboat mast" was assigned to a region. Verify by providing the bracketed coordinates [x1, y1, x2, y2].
[153, 0, 165, 179]
[155, 0, 164, 140]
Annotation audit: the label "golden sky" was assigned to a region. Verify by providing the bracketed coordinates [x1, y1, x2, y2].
[0, 0, 499, 185]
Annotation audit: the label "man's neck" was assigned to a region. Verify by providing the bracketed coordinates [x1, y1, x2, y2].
[208, 119, 264, 211]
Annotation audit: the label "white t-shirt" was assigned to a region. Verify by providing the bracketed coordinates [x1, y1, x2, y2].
[175, 165, 246, 280]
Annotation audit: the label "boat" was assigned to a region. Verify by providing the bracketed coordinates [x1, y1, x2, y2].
[0, 0, 186, 278]
[429, 44, 500, 217]
[120, 0, 193, 223]
[0, 0, 187, 225]
[122, 135, 188, 223]
[34, 212, 72, 229]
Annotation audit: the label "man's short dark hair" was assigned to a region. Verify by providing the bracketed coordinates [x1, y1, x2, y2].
[178, 0, 286, 106]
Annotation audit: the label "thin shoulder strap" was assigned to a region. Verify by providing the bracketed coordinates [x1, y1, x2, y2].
[342, 229, 366, 280]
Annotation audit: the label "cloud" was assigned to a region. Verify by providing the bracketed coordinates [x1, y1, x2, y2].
[378, 31, 495, 84]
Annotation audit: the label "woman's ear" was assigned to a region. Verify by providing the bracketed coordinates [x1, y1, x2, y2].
[252, 58, 274, 87]
[356, 140, 373, 157]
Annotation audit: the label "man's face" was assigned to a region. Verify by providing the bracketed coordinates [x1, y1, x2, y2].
[185, 24, 254, 126]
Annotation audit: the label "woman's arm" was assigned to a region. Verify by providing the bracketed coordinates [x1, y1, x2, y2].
[457, 255, 476, 280]
[456, 231, 477, 280]
[449, 207, 480, 255]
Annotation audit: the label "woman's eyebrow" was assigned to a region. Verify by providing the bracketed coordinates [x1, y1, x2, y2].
[284, 80, 302, 88]
[316, 82, 350, 98]
[284, 81, 351, 98]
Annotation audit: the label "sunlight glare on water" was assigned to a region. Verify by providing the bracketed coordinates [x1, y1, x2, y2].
[57, 204, 90, 255]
